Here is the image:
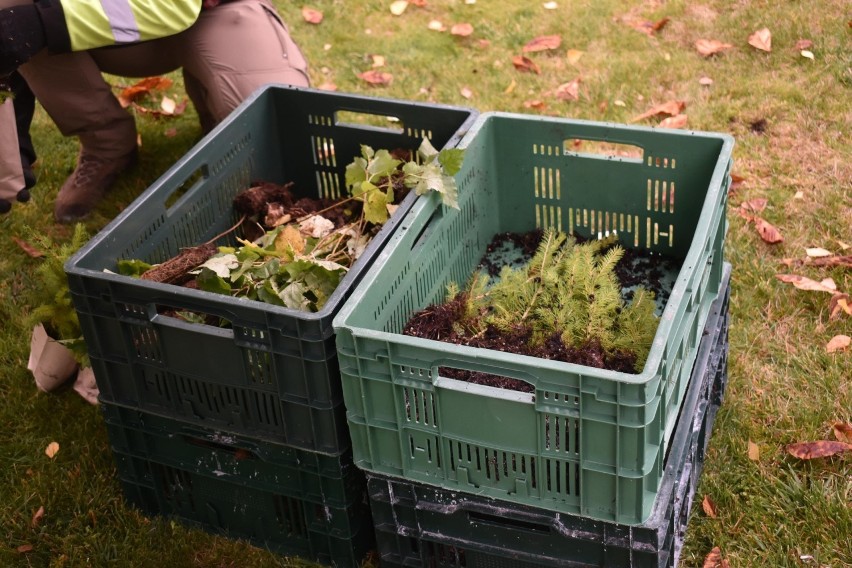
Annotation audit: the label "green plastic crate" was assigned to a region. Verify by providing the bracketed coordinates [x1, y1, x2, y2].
[64, 85, 477, 455]
[333, 112, 734, 523]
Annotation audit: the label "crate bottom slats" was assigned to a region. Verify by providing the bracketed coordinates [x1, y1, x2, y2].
[369, 268, 730, 568]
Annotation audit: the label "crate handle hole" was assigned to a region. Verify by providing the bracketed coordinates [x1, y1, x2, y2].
[437, 367, 535, 396]
[335, 110, 404, 133]
[563, 139, 644, 163]
[468, 510, 551, 534]
[183, 435, 257, 460]
[154, 305, 235, 333]
[164, 165, 209, 210]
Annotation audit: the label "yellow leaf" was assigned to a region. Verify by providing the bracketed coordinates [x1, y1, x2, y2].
[160, 95, 176, 115]
[801, 50, 814, 60]
[371, 54, 386, 68]
[543, 1, 558, 9]
[427, 20, 446, 31]
[566, 49, 583, 65]
[747, 440, 759, 461]
[503, 78, 517, 94]
[389, 1, 408, 16]
[826, 335, 851, 353]
[45, 442, 59, 459]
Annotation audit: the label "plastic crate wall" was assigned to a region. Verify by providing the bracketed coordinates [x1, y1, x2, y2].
[333, 113, 733, 522]
[103, 403, 375, 566]
[65, 86, 477, 455]
[372, 267, 730, 568]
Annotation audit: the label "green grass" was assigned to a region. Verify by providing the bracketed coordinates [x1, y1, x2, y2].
[2, 0, 850, 566]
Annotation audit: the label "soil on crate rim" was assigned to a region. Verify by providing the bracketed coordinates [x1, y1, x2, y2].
[403, 229, 681, 393]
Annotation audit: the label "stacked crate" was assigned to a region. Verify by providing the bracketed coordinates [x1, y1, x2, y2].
[65, 86, 478, 567]
[331, 112, 734, 565]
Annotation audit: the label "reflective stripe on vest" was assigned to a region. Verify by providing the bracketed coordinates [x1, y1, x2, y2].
[64, 0, 202, 51]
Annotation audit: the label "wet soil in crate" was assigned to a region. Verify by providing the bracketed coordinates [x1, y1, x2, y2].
[403, 229, 682, 393]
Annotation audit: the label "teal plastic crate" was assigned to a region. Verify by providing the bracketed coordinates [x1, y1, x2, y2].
[103, 404, 375, 566]
[333, 112, 734, 523]
[370, 265, 730, 568]
[64, 85, 477, 455]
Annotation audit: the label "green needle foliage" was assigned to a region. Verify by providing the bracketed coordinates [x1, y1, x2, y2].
[25, 223, 89, 365]
[454, 229, 658, 371]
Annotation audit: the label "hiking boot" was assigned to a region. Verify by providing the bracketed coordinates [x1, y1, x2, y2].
[54, 149, 138, 223]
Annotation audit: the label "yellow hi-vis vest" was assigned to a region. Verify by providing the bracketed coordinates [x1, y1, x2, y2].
[62, 0, 202, 51]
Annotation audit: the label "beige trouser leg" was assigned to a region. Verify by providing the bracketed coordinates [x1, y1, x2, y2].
[0, 99, 25, 201]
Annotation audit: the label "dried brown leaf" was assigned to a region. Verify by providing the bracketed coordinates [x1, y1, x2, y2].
[659, 114, 688, 129]
[748, 27, 772, 52]
[833, 422, 852, 444]
[31, 506, 45, 529]
[775, 274, 837, 293]
[754, 217, 783, 243]
[740, 198, 767, 213]
[786, 440, 852, 459]
[45, 442, 59, 459]
[630, 100, 685, 122]
[554, 78, 581, 101]
[318, 81, 337, 91]
[12, 236, 43, 258]
[695, 39, 734, 57]
[17, 544, 33, 554]
[117, 76, 173, 107]
[358, 70, 393, 85]
[829, 293, 852, 319]
[748, 440, 760, 461]
[729, 173, 746, 192]
[522, 35, 562, 53]
[795, 39, 813, 50]
[702, 495, 718, 518]
[524, 99, 547, 109]
[302, 7, 323, 24]
[622, 16, 670, 36]
[703, 547, 724, 568]
[512, 55, 541, 74]
[826, 335, 851, 353]
[164, 127, 178, 138]
[451, 23, 474, 37]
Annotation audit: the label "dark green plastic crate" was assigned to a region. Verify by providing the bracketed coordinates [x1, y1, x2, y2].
[64, 85, 477, 455]
[103, 404, 375, 566]
[370, 265, 729, 568]
[333, 113, 734, 522]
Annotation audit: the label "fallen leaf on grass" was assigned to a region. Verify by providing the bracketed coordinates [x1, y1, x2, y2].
[729, 173, 745, 191]
[630, 100, 685, 122]
[451, 23, 474, 37]
[522, 35, 562, 52]
[512, 55, 541, 74]
[317, 81, 337, 91]
[160, 95, 177, 115]
[703, 546, 729, 568]
[833, 423, 852, 443]
[702, 495, 718, 518]
[566, 49, 583, 65]
[503, 78, 517, 93]
[659, 114, 688, 129]
[739, 197, 767, 214]
[748, 27, 772, 52]
[826, 335, 850, 353]
[748, 440, 760, 461]
[45, 441, 59, 459]
[427, 20, 446, 31]
[801, 50, 815, 60]
[829, 293, 852, 319]
[795, 39, 813, 50]
[301, 7, 323, 24]
[699, 76, 714, 86]
[754, 217, 783, 243]
[17, 544, 33, 554]
[31, 506, 44, 528]
[543, 1, 558, 8]
[524, 100, 546, 109]
[117, 76, 172, 107]
[371, 54, 386, 68]
[806, 247, 832, 257]
[621, 16, 670, 36]
[554, 78, 581, 101]
[775, 274, 836, 293]
[164, 127, 178, 138]
[786, 440, 852, 459]
[460, 86, 473, 99]
[695, 39, 734, 57]
[12, 236, 43, 258]
[358, 70, 393, 85]
[389, 0, 408, 15]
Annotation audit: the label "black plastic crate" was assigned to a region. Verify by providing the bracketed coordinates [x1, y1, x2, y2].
[65, 85, 477, 455]
[370, 264, 731, 568]
[103, 404, 375, 566]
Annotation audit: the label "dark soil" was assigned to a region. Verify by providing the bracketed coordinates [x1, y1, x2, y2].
[403, 229, 681, 391]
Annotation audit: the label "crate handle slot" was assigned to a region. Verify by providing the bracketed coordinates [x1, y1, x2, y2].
[410, 206, 445, 252]
[561, 139, 645, 163]
[435, 370, 535, 403]
[183, 433, 258, 460]
[162, 164, 209, 212]
[468, 510, 551, 533]
[334, 110, 404, 134]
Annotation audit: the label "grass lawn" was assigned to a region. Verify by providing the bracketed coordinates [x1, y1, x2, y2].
[1, 0, 850, 566]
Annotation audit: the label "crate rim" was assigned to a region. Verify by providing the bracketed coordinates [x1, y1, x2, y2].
[64, 84, 479, 325]
[333, 112, 733, 387]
